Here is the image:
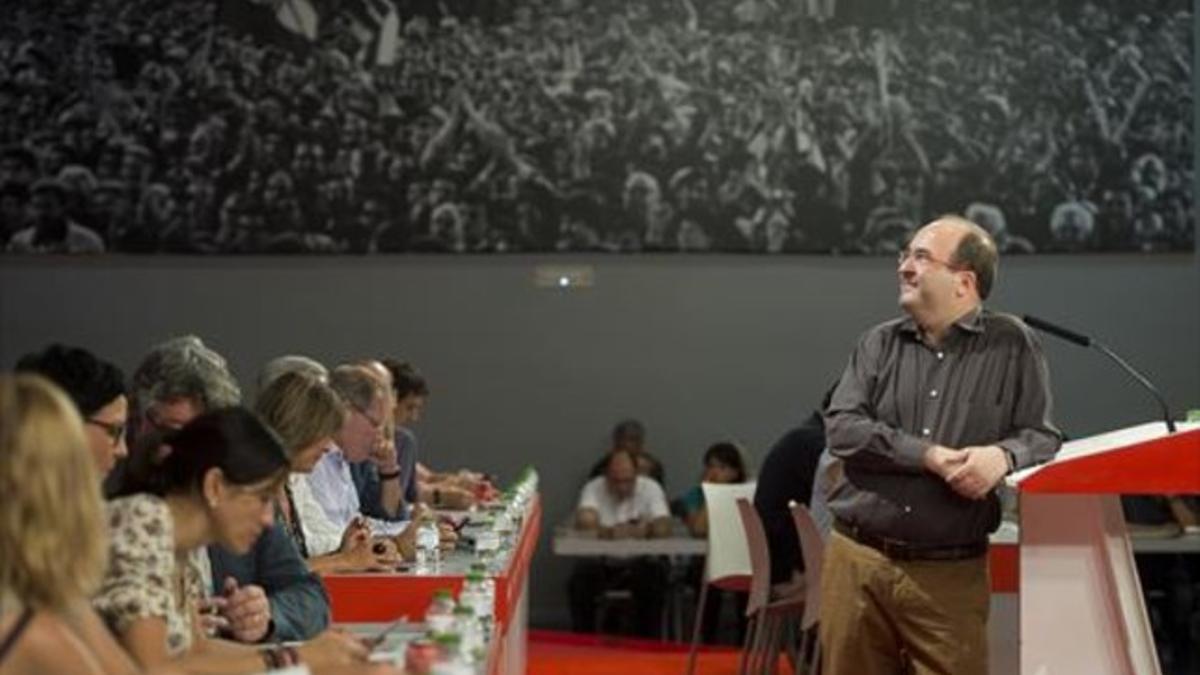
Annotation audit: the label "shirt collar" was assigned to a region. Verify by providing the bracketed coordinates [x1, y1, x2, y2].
[900, 305, 985, 339]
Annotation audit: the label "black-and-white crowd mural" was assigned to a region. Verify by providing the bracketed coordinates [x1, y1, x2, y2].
[0, 0, 1192, 254]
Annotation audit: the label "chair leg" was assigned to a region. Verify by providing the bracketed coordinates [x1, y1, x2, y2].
[685, 583, 710, 675]
[738, 612, 757, 675]
[750, 613, 774, 675]
[810, 632, 822, 675]
[785, 617, 802, 674]
[768, 614, 795, 675]
[793, 626, 810, 675]
[763, 614, 783, 675]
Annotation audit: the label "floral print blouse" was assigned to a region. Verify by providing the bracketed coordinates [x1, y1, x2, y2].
[93, 494, 205, 656]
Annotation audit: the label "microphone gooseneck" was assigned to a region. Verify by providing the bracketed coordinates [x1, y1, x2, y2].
[1023, 314, 1176, 434]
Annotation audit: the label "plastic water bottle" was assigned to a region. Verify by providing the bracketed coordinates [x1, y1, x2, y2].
[469, 563, 495, 601]
[468, 564, 496, 621]
[429, 633, 472, 675]
[416, 519, 440, 572]
[425, 588, 456, 636]
[461, 570, 493, 633]
[472, 516, 498, 554]
[452, 604, 483, 654]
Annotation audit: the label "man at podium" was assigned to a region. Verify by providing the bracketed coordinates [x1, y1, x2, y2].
[819, 216, 1062, 675]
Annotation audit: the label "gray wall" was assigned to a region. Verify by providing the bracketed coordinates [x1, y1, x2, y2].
[1, 253, 1197, 626]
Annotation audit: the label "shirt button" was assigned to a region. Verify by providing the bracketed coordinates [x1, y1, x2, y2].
[930, 389, 939, 398]
[904, 505, 912, 513]
[922, 428, 931, 436]
[937, 351, 945, 360]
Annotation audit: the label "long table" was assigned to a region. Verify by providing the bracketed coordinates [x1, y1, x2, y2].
[324, 495, 542, 674]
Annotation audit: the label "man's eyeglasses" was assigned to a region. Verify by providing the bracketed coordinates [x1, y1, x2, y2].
[144, 409, 185, 435]
[897, 247, 962, 271]
[86, 418, 127, 445]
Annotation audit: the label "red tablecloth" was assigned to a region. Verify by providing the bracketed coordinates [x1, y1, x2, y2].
[323, 495, 542, 628]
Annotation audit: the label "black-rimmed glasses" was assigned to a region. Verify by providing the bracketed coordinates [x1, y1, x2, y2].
[86, 418, 127, 445]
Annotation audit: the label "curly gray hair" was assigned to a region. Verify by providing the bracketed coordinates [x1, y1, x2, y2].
[131, 335, 241, 418]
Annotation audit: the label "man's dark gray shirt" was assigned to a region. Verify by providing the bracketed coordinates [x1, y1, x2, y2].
[824, 307, 1062, 546]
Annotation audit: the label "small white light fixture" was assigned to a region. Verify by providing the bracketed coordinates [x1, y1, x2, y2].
[533, 265, 595, 289]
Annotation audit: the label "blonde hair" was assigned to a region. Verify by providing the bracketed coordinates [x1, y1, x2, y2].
[254, 371, 346, 458]
[0, 374, 107, 610]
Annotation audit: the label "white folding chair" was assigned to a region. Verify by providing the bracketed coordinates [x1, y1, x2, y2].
[684, 481, 757, 675]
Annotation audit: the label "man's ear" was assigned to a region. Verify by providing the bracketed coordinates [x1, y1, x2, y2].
[958, 269, 978, 299]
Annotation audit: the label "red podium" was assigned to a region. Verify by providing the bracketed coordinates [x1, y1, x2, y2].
[1009, 422, 1200, 675]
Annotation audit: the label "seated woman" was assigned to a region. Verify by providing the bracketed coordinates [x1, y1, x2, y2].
[676, 441, 750, 645]
[678, 441, 749, 537]
[254, 371, 416, 571]
[0, 374, 144, 675]
[97, 406, 372, 673]
[14, 343, 129, 480]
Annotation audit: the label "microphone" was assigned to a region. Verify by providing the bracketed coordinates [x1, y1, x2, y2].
[1023, 315, 1176, 433]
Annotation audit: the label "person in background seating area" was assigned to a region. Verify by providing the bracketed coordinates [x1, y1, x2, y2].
[589, 418, 666, 486]
[568, 449, 672, 638]
[676, 441, 751, 645]
[677, 441, 750, 538]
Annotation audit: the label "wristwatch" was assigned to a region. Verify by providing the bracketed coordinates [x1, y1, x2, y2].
[1003, 448, 1017, 475]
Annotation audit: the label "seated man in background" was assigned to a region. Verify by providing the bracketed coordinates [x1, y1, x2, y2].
[130, 335, 330, 643]
[568, 449, 671, 637]
[14, 343, 129, 480]
[589, 418, 666, 486]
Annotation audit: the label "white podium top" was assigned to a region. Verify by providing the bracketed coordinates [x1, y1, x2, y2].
[1007, 421, 1198, 488]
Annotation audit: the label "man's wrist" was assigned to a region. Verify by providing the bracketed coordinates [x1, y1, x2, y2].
[379, 468, 402, 480]
[1002, 447, 1017, 475]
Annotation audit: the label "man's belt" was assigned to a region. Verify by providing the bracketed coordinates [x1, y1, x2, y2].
[833, 519, 987, 562]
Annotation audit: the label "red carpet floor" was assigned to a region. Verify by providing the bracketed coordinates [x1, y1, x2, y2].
[528, 630, 794, 675]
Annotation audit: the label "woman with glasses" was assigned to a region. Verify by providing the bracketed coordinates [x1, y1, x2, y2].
[14, 343, 129, 478]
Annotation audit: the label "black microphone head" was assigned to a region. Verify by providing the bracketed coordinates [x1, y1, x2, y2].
[1022, 314, 1092, 348]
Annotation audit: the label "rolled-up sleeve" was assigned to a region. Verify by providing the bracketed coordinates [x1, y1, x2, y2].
[253, 522, 330, 641]
[825, 330, 930, 472]
[995, 329, 1062, 469]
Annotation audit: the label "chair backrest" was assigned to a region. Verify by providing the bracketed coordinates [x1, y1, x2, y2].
[789, 502, 826, 629]
[701, 481, 757, 591]
[735, 497, 773, 618]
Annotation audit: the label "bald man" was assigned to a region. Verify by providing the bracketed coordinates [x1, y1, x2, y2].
[819, 216, 1062, 674]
